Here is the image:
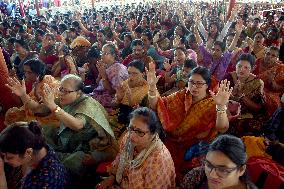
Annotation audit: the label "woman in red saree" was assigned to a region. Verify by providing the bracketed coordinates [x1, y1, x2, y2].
[253, 46, 284, 116]
[147, 62, 232, 182]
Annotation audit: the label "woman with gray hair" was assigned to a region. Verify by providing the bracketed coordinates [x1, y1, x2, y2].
[6, 74, 118, 180]
[91, 42, 128, 113]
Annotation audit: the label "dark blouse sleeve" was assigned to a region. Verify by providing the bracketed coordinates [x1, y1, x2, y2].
[180, 166, 207, 189]
[22, 151, 68, 189]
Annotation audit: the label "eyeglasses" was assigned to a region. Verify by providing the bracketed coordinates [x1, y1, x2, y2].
[59, 87, 78, 94]
[203, 159, 240, 178]
[127, 126, 149, 137]
[188, 80, 207, 88]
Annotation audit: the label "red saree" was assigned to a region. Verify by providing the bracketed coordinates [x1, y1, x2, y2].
[253, 59, 284, 116]
[157, 90, 217, 181]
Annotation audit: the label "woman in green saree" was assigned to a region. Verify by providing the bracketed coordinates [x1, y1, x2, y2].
[6, 74, 118, 177]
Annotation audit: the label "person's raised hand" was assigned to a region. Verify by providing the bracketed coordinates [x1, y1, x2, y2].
[6, 77, 26, 97]
[209, 79, 233, 106]
[146, 62, 160, 88]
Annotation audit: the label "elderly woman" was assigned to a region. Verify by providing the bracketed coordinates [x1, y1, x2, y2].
[5, 59, 60, 127]
[96, 107, 176, 189]
[147, 62, 231, 181]
[224, 53, 267, 137]
[6, 74, 118, 177]
[0, 121, 69, 189]
[91, 43, 128, 112]
[181, 135, 257, 189]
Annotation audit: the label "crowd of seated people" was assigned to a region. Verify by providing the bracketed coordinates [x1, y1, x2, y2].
[0, 1, 284, 188]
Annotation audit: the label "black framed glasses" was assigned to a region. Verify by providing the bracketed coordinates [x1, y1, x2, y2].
[188, 80, 207, 88]
[59, 87, 78, 94]
[203, 159, 240, 178]
[127, 126, 149, 137]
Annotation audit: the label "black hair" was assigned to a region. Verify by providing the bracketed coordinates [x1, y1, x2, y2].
[131, 39, 144, 48]
[15, 39, 30, 51]
[129, 107, 166, 140]
[134, 26, 143, 34]
[268, 27, 280, 39]
[213, 41, 226, 52]
[36, 29, 45, 36]
[128, 59, 145, 73]
[189, 66, 211, 87]
[123, 33, 133, 41]
[69, 27, 77, 33]
[208, 135, 249, 182]
[23, 59, 46, 81]
[142, 31, 153, 41]
[253, 31, 266, 39]
[60, 44, 70, 56]
[208, 22, 220, 39]
[253, 17, 261, 22]
[268, 46, 280, 55]
[87, 45, 101, 59]
[184, 59, 197, 69]
[0, 121, 46, 155]
[59, 23, 67, 32]
[50, 25, 58, 32]
[236, 53, 256, 68]
[8, 37, 16, 44]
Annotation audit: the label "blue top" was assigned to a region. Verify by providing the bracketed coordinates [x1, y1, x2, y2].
[147, 46, 165, 69]
[21, 146, 69, 189]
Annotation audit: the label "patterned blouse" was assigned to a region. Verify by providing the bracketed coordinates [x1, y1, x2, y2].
[180, 166, 257, 189]
[21, 146, 69, 189]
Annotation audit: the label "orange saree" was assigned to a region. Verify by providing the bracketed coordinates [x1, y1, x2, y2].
[253, 59, 284, 116]
[5, 75, 60, 127]
[157, 89, 217, 181]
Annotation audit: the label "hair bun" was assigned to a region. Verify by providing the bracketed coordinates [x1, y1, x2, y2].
[28, 121, 42, 136]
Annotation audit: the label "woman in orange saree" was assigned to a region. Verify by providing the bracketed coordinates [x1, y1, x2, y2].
[243, 31, 266, 60]
[253, 46, 284, 116]
[5, 59, 60, 127]
[147, 63, 232, 182]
